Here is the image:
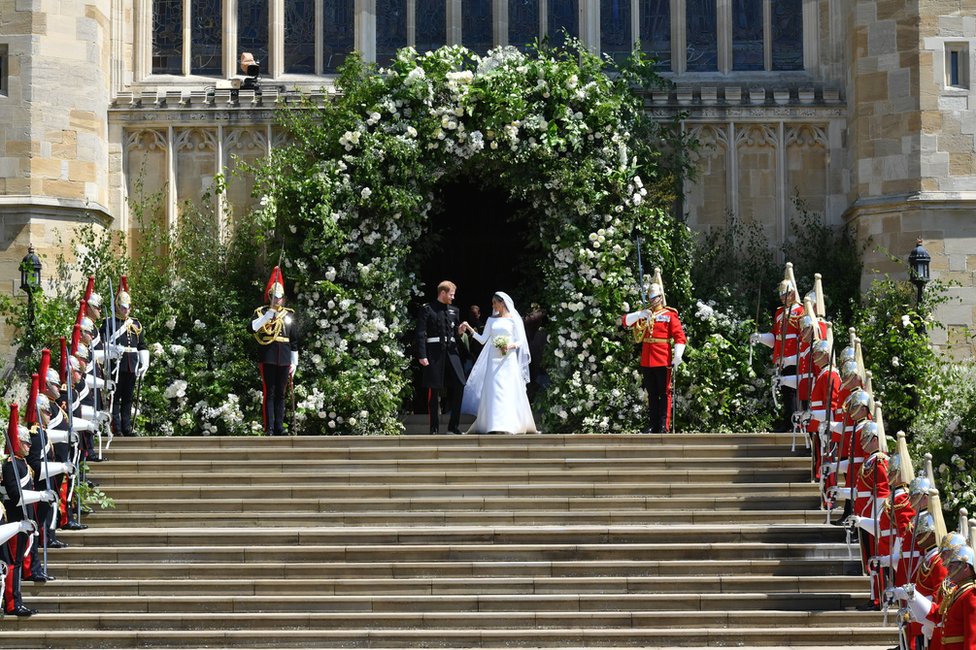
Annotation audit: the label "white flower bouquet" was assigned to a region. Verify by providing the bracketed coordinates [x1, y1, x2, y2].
[493, 335, 511, 355]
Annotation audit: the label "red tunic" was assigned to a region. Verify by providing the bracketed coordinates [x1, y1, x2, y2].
[938, 581, 976, 650]
[796, 321, 828, 400]
[854, 452, 890, 518]
[807, 366, 841, 434]
[621, 307, 686, 368]
[772, 303, 804, 364]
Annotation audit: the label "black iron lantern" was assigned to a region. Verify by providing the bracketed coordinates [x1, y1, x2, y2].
[19, 243, 41, 292]
[908, 238, 931, 305]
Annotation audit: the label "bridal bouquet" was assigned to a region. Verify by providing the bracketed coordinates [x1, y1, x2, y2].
[493, 335, 511, 355]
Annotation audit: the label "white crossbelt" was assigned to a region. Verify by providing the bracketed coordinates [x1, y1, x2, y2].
[425, 337, 452, 343]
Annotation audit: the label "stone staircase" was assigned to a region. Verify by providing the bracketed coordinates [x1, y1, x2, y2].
[8, 431, 895, 648]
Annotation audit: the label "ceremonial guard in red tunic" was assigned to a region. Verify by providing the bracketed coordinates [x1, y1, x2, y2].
[416, 281, 466, 435]
[251, 267, 299, 436]
[620, 272, 686, 433]
[751, 262, 805, 432]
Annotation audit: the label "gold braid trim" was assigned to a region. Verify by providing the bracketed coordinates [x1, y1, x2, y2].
[253, 307, 292, 346]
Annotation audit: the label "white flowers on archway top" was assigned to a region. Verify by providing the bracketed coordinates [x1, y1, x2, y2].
[253, 41, 693, 434]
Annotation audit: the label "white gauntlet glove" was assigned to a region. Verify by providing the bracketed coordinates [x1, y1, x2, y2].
[137, 349, 150, 379]
[672, 344, 685, 368]
[290, 351, 298, 377]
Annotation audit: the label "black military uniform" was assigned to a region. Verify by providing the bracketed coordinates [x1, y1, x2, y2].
[417, 301, 465, 434]
[252, 305, 299, 436]
[103, 313, 146, 437]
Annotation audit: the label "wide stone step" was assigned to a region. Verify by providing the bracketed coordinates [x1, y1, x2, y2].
[90, 468, 810, 486]
[102, 493, 817, 513]
[99, 445, 810, 472]
[82, 508, 830, 526]
[43, 542, 856, 563]
[103, 433, 801, 449]
[27, 575, 870, 597]
[27, 592, 871, 614]
[62, 524, 846, 547]
[0, 626, 894, 649]
[0, 610, 883, 632]
[89, 481, 818, 500]
[45, 558, 863, 580]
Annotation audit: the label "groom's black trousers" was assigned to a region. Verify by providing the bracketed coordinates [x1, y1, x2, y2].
[428, 372, 463, 433]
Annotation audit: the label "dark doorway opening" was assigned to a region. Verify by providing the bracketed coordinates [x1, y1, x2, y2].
[408, 178, 546, 414]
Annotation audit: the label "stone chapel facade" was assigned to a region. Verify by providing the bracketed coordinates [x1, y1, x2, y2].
[0, 0, 974, 353]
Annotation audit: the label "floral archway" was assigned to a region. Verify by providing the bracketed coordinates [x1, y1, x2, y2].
[254, 43, 693, 434]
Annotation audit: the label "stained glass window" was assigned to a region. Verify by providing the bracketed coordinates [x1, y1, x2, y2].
[416, 0, 447, 54]
[547, 0, 578, 49]
[771, 0, 803, 70]
[601, 0, 631, 63]
[191, 0, 222, 75]
[153, 0, 183, 74]
[462, 0, 493, 56]
[324, 0, 355, 72]
[285, 0, 316, 73]
[239, 0, 270, 74]
[686, 0, 716, 71]
[376, 0, 407, 65]
[731, 0, 763, 70]
[639, 0, 670, 69]
[509, 0, 538, 51]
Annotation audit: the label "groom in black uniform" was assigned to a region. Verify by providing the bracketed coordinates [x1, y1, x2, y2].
[417, 281, 466, 435]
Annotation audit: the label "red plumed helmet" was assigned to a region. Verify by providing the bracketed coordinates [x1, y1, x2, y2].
[75, 299, 87, 328]
[120, 275, 129, 294]
[5, 403, 22, 457]
[264, 266, 285, 303]
[39, 348, 51, 384]
[83, 276, 95, 302]
[25, 374, 39, 426]
[70, 324, 82, 356]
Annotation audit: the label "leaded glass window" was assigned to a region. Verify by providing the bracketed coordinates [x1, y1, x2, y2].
[731, 0, 763, 71]
[377, 0, 407, 66]
[191, 0, 222, 75]
[639, 0, 669, 69]
[771, 0, 803, 70]
[152, 0, 183, 74]
[686, 0, 716, 71]
[509, 0, 539, 51]
[324, 0, 355, 73]
[601, 0, 631, 63]
[462, 0, 492, 56]
[416, 0, 447, 54]
[547, 0, 578, 49]
[285, 0, 316, 73]
[239, 0, 270, 73]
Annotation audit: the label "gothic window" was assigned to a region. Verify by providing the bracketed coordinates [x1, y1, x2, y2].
[731, 0, 763, 71]
[285, 0, 316, 73]
[509, 0, 539, 51]
[191, 0, 222, 75]
[377, 0, 408, 65]
[323, 0, 355, 73]
[686, 0, 717, 71]
[462, 0, 493, 56]
[238, 0, 270, 73]
[639, 0, 670, 69]
[771, 0, 802, 70]
[601, 0, 631, 63]
[547, 0, 578, 49]
[152, 0, 184, 74]
[416, 0, 447, 54]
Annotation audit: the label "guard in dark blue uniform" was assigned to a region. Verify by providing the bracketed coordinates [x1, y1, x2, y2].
[417, 281, 466, 435]
[102, 283, 148, 437]
[251, 266, 299, 436]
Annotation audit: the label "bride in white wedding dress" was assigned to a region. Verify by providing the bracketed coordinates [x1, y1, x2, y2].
[460, 292, 538, 434]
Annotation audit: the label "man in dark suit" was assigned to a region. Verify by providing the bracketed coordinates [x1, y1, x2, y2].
[417, 281, 466, 435]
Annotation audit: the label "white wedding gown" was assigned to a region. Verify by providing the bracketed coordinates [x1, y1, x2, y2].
[462, 316, 538, 434]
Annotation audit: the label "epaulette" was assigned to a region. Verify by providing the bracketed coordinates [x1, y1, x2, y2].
[664, 306, 679, 315]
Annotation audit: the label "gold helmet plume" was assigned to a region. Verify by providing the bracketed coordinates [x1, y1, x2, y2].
[896, 431, 915, 484]
[931, 488, 949, 544]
